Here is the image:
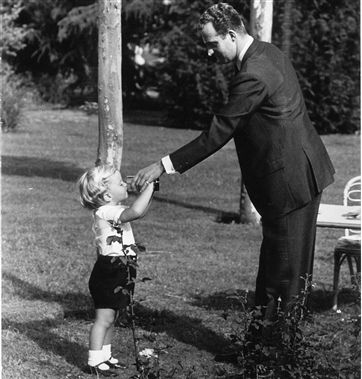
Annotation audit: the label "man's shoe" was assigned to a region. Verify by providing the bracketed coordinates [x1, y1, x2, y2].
[104, 358, 127, 369]
[86, 362, 118, 377]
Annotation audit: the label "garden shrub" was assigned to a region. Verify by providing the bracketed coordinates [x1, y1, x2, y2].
[218, 276, 361, 379]
[1, 85, 24, 132]
[1, 0, 26, 131]
[33, 72, 75, 105]
[1, 66, 25, 132]
[275, 0, 360, 134]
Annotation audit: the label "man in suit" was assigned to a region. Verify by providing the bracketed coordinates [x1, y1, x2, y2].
[132, 3, 335, 321]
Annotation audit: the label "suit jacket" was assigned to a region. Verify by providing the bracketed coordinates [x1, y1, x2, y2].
[169, 39, 335, 217]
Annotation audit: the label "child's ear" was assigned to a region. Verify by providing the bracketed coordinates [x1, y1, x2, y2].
[103, 192, 112, 202]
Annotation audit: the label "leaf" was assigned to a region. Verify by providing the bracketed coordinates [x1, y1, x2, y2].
[135, 243, 146, 252]
[229, 334, 239, 342]
[117, 257, 128, 266]
[114, 286, 123, 294]
[57, 4, 98, 41]
[143, 333, 157, 342]
[128, 260, 139, 269]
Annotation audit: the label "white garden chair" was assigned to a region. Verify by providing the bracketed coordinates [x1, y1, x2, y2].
[332, 176, 361, 311]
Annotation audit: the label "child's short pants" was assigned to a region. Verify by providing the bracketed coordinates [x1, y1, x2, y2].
[89, 254, 137, 310]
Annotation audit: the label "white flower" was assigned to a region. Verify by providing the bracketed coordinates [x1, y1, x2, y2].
[139, 348, 158, 359]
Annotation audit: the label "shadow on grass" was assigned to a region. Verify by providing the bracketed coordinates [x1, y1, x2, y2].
[5, 273, 356, 372]
[2, 154, 237, 221]
[153, 193, 239, 220]
[124, 109, 166, 127]
[3, 272, 93, 320]
[133, 303, 231, 355]
[309, 288, 359, 312]
[2, 318, 87, 369]
[190, 287, 358, 314]
[3, 272, 233, 359]
[3, 273, 91, 370]
[190, 289, 255, 311]
[1, 155, 84, 182]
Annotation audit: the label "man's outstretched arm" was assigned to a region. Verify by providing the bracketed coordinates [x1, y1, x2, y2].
[132, 73, 267, 191]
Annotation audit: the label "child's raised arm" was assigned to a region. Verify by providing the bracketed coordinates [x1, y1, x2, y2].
[119, 182, 154, 223]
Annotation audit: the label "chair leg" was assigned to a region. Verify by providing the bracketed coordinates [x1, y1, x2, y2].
[352, 256, 361, 288]
[347, 256, 356, 285]
[356, 256, 361, 274]
[332, 251, 343, 311]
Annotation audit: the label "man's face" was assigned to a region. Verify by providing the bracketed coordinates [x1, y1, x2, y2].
[201, 22, 237, 63]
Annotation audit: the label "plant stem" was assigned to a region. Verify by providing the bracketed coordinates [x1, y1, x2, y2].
[129, 291, 140, 369]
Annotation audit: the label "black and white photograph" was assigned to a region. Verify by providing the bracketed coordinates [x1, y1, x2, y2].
[2, 1, 360, 378]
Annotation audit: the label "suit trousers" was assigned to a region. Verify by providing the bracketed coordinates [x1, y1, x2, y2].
[254, 193, 322, 319]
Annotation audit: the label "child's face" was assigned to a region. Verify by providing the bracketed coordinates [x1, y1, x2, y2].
[106, 171, 128, 204]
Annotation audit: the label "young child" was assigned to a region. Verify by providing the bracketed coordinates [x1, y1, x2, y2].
[77, 164, 155, 377]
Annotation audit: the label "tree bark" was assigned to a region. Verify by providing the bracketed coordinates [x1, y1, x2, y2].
[239, 176, 260, 224]
[281, 0, 294, 57]
[250, 0, 273, 42]
[96, 0, 123, 170]
[238, 0, 273, 224]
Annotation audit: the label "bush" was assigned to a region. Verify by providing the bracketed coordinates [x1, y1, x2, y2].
[275, 0, 360, 134]
[219, 276, 361, 378]
[1, 67, 25, 132]
[33, 72, 77, 105]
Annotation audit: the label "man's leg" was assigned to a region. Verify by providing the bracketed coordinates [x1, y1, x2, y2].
[254, 193, 322, 319]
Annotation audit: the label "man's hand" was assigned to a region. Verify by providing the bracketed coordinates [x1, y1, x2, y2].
[132, 161, 165, 192]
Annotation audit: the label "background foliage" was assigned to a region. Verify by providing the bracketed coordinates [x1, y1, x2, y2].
[281, 0, 360, 134]
[1, 0, 360, 133]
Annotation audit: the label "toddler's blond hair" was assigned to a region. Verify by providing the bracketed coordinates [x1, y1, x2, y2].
[77, 164, 117, 210]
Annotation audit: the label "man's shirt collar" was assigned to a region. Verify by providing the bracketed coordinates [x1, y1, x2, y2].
[235, 35, 254, 72]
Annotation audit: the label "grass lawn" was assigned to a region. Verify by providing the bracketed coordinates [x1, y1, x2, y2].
[2, 107, 360, 378]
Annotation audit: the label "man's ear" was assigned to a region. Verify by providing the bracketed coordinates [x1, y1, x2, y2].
[228, 29, 237, 41]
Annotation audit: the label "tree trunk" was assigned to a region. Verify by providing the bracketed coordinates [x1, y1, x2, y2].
[239, 176, 260, 224]
[238, 0, 273, 224]
[96, 0, 123, 170]
[250, 0, 273, 42]
[281, 0, 294, 57]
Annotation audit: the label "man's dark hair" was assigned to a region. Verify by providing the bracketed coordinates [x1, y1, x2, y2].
[199, 3, 246, 36]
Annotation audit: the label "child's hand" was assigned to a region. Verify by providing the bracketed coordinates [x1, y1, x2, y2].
[133, 161, 164, 192]
[126, 176, 139, 193]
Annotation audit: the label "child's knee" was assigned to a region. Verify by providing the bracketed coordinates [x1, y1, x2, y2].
[95, 309, 116, 328]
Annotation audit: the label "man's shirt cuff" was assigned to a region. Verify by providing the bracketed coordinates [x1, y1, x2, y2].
[161, 156, 177, 174]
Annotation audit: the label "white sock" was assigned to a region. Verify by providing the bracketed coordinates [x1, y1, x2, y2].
[88, 349, 108, 368]
[102, 344, 118, 363]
